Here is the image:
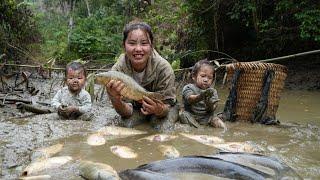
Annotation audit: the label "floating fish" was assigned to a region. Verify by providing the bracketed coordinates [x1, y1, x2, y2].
[97, 126, 147, 136]
[31, 143, 64, 161]
[79, 160, 120, 180]
[95, 71, 166, 101]
[22, 156, 73, 176]
[210, 142, 261, 153]
[110, 145, 137, 159]
[87, 133, 106, 146]
[180, 133, 224, 146]
[157, 145, 180, 159]
[19, 175, 51, 180]
[138, 134, 178, 142]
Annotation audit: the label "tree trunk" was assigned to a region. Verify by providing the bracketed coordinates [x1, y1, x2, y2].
[251, 0, 259, 35]
[213, 12, 219, 51]
[84, 0, 91, 17]
[213, 0, 221, 51]
[67, 0, 76, 49]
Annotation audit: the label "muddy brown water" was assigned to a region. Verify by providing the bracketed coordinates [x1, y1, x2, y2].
[1, 82, 320, 179]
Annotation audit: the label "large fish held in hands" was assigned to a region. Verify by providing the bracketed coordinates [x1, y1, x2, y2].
[95, 71, 166, 101]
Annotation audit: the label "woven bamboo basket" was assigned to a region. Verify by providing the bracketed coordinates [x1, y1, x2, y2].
[225, 62, 287, 122]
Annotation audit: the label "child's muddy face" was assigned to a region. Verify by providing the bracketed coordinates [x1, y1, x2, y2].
[66, 69, 86, 93]
[193, 65, 214, 90]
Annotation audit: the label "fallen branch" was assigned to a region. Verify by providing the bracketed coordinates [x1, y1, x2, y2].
[0, 97, 50, 106]
[16, 103, 53, 114]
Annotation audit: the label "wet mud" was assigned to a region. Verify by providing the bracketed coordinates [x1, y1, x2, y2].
[0, 72, 120, 179]
[0, 71, 319, 179]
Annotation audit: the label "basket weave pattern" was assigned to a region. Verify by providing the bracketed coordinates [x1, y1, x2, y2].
[225, 62, 287, 121]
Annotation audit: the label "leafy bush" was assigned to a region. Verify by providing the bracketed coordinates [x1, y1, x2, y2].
[0, 0, 40, 63]
[295, 9, 320, 41]
[68, 10, 124, 62]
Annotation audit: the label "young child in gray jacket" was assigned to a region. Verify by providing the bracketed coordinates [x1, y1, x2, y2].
[51, 61, 92, 120]
[180, 59, 226, 129]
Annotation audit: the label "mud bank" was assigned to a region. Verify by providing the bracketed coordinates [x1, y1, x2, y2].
[0, 72, 121, 179]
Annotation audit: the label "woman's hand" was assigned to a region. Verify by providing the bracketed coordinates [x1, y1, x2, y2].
[106, 80, 125, 102]
[106, 79, 133, 117]
[141, 96, 168, 117]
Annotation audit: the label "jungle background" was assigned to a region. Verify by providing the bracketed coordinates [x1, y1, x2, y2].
[1, 0, 320, 89]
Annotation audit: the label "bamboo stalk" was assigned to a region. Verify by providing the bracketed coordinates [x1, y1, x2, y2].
[254, 49, 320, 63]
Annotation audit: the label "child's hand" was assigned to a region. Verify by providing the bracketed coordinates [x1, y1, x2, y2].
[58, 105, 68, 118]
[65, 106, 78, 114]
[199, 88, 215, 100]
[58, 105, 79, 118]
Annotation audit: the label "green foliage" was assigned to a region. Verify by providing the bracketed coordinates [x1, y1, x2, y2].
[0, 0, 40, 62]
[36, 13, 68, 61]
[141, 1, 183, 62]
[226, 0, 319, 57]
[295, 9, 320, 41]
[36, 2, 125, 64]
[178, 0, 222, 66]
[69, 10, 124, 61]
[171, 59, 180, 70]
[228, 0, 256, 27]
[3, 0, 319, 66]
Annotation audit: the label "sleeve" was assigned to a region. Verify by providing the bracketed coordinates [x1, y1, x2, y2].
[111, 63, 121, 71]
[51, 90, 62, 110]
[78, 91, 92, 114]
[111, 54, 125, 72]
[182, 84, 196, 105]
[155, 61, 176, 105]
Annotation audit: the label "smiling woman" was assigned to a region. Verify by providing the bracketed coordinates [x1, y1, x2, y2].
[104, 21, 178, 132]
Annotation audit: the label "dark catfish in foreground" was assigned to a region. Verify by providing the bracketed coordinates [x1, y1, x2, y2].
[119, 156, 271, 180]
[119, 154, 301, 180]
